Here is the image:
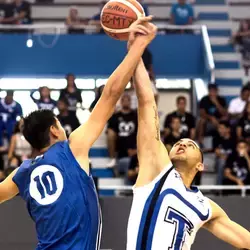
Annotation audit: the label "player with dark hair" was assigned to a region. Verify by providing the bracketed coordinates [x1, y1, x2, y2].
[127, 24, 250, 249]
[0, 18, 157, 250]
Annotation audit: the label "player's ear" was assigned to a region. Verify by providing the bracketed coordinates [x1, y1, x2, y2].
[50, 125, 60, 138]
[196, 163, 204, 172]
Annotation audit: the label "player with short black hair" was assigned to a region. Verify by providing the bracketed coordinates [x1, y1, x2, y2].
[0, 17, 157, 250]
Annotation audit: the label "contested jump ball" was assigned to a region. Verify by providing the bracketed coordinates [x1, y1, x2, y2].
[101, 0, 145, 40]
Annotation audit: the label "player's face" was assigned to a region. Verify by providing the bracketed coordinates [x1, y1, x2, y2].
[169, 139, 201, 165]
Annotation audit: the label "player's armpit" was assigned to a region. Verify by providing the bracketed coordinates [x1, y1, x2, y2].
[0, 168, 19, 204]
[203, 200, 250, 249]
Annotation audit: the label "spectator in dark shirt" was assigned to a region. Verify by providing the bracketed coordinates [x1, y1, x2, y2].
[164, 96, 195, 140]
[59, 74, 82, 114]
[213, 121, 236, 185]
[237, 102, 250, 144]
[30, 86, 57, 111]
[224, 140, 250, 191]
[197, 83, 228, 146]
[170, 0, 194, 26]
[0, 0, 32, 25]
[107, 94, 138, 175]
[164, 116, 184, 152]
[57, 98, 80, 138]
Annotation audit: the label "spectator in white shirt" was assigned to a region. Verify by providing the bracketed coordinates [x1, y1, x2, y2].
[228, 86, 250, 121]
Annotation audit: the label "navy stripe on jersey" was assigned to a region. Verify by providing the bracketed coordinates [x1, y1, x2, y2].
[146, 188, 210, 249]
[136, 166, 174, 250]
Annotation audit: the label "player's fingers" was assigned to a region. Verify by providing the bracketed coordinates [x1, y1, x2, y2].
[134, 24, 149, 34]
[138, 15, 153, 23]
[133, 15, 153, 26]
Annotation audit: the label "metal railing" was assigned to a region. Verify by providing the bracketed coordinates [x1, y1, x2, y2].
[98, 185, 250, 197]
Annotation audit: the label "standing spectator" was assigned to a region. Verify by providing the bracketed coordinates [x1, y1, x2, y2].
[213, 121, 236, 185]
[170, 0, 194, 26]
[30, 86, 57, 111]
[8, 119, 31, 168]
[164, 96, 196, 140]
[57, 98, 80, 138]
[232, 20, 250, 60]
[197, 84, 228, 146]
[228, 86, 249, 120]
[59, 74, 82, 114]
[224, 140, 250, 189]
[137, 0, 149, 16]
[0, 0, 32, 25]
[107, 94, 137, 174]
[66, 6, 87, 34]
[237, 102, 250, 143]
[0, 90, 22, 142]
[164, 116, 184, 152]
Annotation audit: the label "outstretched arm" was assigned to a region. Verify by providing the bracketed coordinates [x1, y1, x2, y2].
[69, 18, 155, 167]
[133, 56, 170, 186]
[203, 200, 250, 249]
[0, 169, 19, 204]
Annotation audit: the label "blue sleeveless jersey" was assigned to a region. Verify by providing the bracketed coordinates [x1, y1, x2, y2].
[12, 141, 101, 250]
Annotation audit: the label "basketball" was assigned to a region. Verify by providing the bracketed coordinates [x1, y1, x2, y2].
[101, 0, 145, 40]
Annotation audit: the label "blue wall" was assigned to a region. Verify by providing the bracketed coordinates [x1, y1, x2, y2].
[1, 34, 205, 78]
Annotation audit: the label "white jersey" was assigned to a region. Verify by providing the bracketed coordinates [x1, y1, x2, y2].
[127, 164, 212, 250]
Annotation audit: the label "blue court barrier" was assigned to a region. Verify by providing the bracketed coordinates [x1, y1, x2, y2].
[0, 34, 211, 80]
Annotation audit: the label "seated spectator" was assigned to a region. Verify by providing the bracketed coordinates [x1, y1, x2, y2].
[197, 84, 228, 146]
[59, 73, 82, 114]
[0, 90, 22, 141]
[170, 0, 194, 26]
[237, 102, 250, 144]
[228, 86, 250, 121]
[66, 6, 87, 34]
[164, 96, 196, 140]
[30, 86, 57, 111]
[213, 121, 236, 185]
[232, 20, 250, 60]
[107, 94, 137, 174]
[224, 140, 250, 191]
[137, 0, 149, 16]
[0, 0, 32, 26]
[89, 1, 106, 33]
[127, 154, 138, 185]
[89, 85, 105, 112]
[57, 98, 80, 138]
[164, 116, 184, 152]
[8, 119, 31, 168]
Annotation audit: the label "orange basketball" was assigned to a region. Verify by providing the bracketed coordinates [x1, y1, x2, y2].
[101, 0, 145, 40]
